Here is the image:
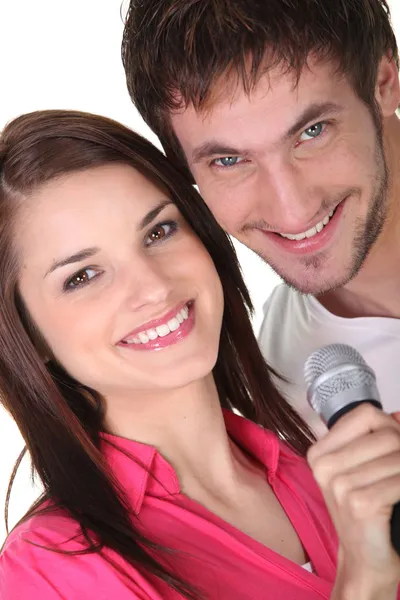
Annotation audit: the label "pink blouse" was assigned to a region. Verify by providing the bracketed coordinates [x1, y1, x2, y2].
[1, 411, 345, 598]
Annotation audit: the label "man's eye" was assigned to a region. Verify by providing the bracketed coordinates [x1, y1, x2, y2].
[212, 156, 244, 168]
[299, 122, 325, 142]
[64, 268, 98, 291]
[145, 221, 177, 246]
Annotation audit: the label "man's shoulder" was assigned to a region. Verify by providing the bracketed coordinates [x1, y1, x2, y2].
[257, 284, 319, 383]
[257, 285, 329, 435]
[262, 282, 299, 311]
[257, 283, 312, 383]
[259, 283, 311, 340]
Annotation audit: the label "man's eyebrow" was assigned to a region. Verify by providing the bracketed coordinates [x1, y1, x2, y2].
[192, 143, 245, 164]
[45, 247, 99, 277]
[191, 102, 343, 164]
[45, 200, 173, 278]
[284, 102, 344, 140]
[138, 199, 173, 230]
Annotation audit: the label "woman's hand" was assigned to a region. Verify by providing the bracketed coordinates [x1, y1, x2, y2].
[307, 404, 400, 599]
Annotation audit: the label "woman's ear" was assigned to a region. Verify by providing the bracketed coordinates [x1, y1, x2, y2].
[375, 54, 400, 117]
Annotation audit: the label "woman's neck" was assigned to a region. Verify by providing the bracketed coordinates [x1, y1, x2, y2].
[103, 375, 251, 500]
[103, 377, 308, 566]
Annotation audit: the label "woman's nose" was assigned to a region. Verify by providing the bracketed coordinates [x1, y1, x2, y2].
[122, 257, 174, 312]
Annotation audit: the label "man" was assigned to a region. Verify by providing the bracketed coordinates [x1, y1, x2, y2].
[122, 0, 400, 435]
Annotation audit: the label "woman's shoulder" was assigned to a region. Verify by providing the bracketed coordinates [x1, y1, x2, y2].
[0, 507, 165, 599]
[0, 507, 88, 598]
[2, 504, 82, 555]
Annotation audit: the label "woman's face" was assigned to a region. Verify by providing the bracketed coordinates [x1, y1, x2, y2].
[17, 163, 224, 399]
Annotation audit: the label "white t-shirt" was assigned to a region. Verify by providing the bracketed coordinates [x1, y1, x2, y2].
[258, 284, 400, 437]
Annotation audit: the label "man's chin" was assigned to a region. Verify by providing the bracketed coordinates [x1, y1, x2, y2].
[278, 270, 350, 296]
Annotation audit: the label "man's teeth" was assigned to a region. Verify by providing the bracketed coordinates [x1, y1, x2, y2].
[124, 305, 189, 344]
[279, 210, 334, 241]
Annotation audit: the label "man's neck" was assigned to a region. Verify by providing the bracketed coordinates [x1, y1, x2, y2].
[317, 216, 400, 318]
[317, 274, 400, 319]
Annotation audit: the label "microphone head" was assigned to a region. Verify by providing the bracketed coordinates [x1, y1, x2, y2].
[304, 343, 380, 426]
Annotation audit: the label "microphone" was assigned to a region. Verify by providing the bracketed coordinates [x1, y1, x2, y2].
[304, 343, 400, 556]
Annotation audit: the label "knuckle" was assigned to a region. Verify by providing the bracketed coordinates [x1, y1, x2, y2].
[370, 428, 400, 458]
[381, 428, 400, 451]
[306, 445, 319, 467]
[346, 488, 370, 517]
[309, 454, 335, 486]
[330, 473, 351, 502]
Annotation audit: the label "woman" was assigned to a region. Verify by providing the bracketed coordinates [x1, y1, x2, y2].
[0, 110, 399, 600]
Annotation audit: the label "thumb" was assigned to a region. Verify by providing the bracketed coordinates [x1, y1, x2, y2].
[391, 411, 400, 424]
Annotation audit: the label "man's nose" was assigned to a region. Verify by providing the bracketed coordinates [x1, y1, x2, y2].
[257, 162, 322, 232]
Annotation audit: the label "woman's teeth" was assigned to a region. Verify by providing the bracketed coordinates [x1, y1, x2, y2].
[279, 209, 335, 241]
[124, 305, 189, 345]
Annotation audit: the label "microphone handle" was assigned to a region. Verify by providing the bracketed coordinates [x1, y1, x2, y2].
[326, 399, 382, 428]
[326, 398, 400, 556]
[391, 503, 400, 556]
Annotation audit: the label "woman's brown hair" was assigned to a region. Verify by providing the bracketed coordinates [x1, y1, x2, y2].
[0, 110, 314, 598]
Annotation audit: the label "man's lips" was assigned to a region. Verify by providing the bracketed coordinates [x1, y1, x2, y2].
[258, 198, 346, 255]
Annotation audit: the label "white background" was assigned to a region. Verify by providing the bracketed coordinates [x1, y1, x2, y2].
[0, 1, 399, 545]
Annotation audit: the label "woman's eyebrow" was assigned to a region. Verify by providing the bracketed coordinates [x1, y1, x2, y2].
[45, 247, 99, 277]
[45, 199, 174, 278]
[138, 199, 173, 230]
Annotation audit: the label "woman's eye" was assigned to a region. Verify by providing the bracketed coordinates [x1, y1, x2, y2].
[299, 122, 325, 142]
[212, 156, 244, 168]
[145, 221, 177, 246]
[64, 268, 98, 291]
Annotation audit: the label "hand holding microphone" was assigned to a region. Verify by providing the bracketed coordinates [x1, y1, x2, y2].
[304, 344, 400, 598]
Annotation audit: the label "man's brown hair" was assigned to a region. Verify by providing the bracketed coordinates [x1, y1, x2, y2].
[122, 0, 398, 180]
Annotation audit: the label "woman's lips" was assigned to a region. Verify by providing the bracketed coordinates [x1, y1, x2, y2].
[118, 301, 195, 351]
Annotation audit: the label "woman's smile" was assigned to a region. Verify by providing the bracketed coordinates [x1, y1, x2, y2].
[118, 300, 195, 350]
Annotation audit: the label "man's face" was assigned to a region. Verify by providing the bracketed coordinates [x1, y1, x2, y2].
[170, 58, 389, 294]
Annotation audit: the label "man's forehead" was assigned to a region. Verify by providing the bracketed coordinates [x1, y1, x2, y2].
[170, 59, 347, 158]
[171, 55, 344, 121]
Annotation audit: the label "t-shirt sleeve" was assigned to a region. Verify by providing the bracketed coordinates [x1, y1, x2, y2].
[257, 284, 284, 350]
[260, 284, 278, 321]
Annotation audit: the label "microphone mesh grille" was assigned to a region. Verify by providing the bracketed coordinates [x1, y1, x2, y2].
[304, 343, 366, 384]
[304, 343, 376, 412]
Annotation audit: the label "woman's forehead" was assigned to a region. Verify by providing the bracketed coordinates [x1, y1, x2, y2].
[15, 164, 174, 265]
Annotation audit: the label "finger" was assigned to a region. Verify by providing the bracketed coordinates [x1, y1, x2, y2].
[308, 404, 400, 463]
[329, 452, 400, 506]
[339, 473, 400, 522]
[310, 429, 400, 485]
